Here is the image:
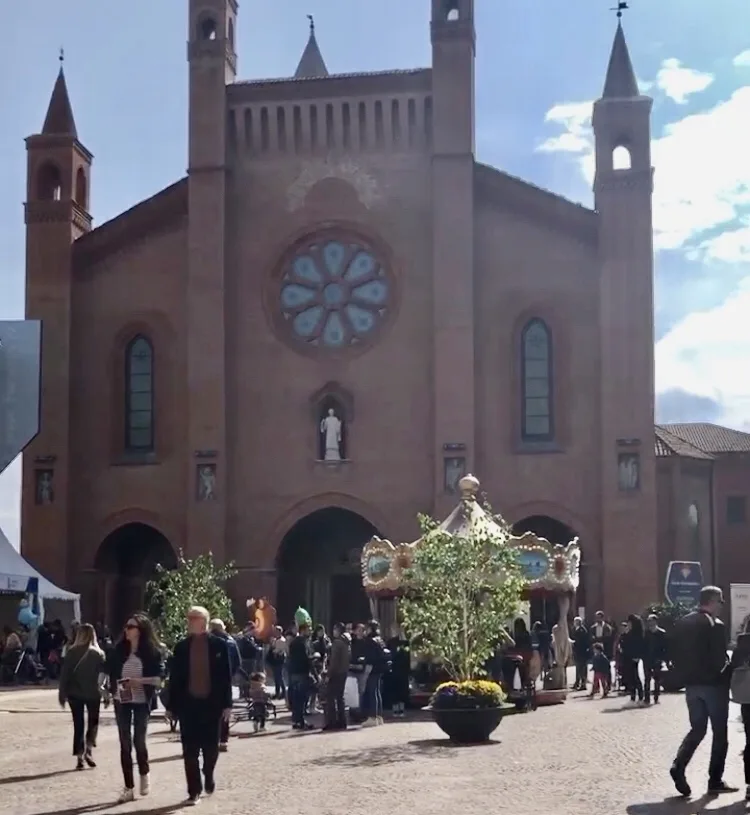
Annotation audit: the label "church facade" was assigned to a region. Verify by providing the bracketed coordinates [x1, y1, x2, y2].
[21, 0, 664, 627]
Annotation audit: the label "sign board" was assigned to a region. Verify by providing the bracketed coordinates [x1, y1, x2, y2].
[730, 583, 750, 642]
[0, 575, 38, 594]
[0, 320, 42, 475]
[664, 560, 704, 607]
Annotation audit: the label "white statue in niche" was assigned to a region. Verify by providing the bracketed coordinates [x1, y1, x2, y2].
[197, 465, 216, 501]
[320, 408, 343, 461]
[618, 453, 640, 492]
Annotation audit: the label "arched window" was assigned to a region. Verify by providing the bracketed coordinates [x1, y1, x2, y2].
[75, 167, 87, 209]
[521, 319, 553, 441]
[612, 144, 632, 170]
[125, 336, 154, 452]
[36, 162, 62, 201]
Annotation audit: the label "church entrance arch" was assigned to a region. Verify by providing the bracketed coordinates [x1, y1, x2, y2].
[511, 515, 582, 627]
[93, 523, 176, 630]
[276, 508, 380, 632]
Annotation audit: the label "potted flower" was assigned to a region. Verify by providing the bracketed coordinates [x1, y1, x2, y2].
[400, 481, 523, 744]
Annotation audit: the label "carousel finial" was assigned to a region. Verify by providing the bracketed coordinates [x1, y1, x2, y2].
[458, 473, 480, 498]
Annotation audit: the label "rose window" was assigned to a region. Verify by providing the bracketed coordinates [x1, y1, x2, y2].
[279, 238, 391, 349]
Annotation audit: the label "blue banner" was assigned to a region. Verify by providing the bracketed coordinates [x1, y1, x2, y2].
[664, 561, 704, 606]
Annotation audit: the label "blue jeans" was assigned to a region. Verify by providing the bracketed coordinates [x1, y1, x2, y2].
[674, 684, 729, 783]
[289, 675, 311, 726]
[363, 673, 383, 719]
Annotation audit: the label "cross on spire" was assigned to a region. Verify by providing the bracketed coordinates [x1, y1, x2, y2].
[59, 47, 64, 64]
[307, 14, 314, 33]
[611, 1, 629, 19]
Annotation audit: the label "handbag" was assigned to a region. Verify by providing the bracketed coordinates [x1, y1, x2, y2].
[731, 663, 750, 704]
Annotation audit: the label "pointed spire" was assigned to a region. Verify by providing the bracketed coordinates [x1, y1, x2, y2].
[42, 52, 78, 137]
[602, 21, 639, 99]
[294, 15, 329, 79]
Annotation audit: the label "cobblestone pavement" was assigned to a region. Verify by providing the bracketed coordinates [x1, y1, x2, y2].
[2, 688, 749, 815]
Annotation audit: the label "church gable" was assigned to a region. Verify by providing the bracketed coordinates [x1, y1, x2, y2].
[474, 163, 598, 245]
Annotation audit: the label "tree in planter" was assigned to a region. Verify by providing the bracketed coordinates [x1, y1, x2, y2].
[400, 509, 525, 683]
[145, 551, 237, 650]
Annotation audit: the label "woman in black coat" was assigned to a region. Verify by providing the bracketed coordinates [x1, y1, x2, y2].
[619, 614, 645, 703]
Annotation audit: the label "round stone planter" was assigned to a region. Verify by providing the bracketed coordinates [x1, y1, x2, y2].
[430, 704, 514, 744]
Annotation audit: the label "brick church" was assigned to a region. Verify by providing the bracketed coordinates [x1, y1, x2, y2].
[19, 0, 750, 628]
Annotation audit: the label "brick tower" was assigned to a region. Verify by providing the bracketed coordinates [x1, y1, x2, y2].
[21, 60, 92, 586]
[184, 0, 237, 559]
[430, 0, 476, 517]
[593, 22, 659, 615]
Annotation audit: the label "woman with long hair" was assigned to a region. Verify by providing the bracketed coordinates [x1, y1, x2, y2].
[620, 614, 645, 704]
[58, 623, 106, 770]
[107, 612, 164, 803]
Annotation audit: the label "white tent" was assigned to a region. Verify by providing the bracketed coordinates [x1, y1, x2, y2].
[0, 525, 80, 623]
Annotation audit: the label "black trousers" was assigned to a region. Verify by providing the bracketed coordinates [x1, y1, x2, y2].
[643, 663, 661, 703]
[68, 697, 100, 757]
[741, 704, 750, 784]
[574, 659, 588, 688]
[325, 674, 347, 727]
[179, 702, 222, 798]
[622, 659, 643, 701]
[114, 702, 150, 789]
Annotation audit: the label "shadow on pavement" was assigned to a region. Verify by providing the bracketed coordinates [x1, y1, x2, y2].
[26, 804, 186, 815]
[306, 737, 501, 768]
[627, 794, 747, 814]
[0, 767, 79, 786]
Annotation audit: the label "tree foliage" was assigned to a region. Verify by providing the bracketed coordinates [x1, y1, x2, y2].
[400, 505, 524, 682]
[145, 551, 237, 650]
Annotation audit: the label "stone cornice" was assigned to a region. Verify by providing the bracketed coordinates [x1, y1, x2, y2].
[594, 167, 654, 194]
[25, 199, 91, 229]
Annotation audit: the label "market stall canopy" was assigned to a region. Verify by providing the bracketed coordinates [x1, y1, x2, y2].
[0, 525, 80, 620]
[361, 474, 580, 596]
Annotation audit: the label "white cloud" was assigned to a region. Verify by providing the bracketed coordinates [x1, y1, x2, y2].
[655, 58, 714, 104]
[655, 279, 750, 428]
[539, 57, 750, 426]
[733, 49, 750, 67]
[537, 82, 750, 258]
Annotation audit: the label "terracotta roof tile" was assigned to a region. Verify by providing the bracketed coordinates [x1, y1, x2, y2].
[662, 422, 750, 454]
[654, 426, 714, 460]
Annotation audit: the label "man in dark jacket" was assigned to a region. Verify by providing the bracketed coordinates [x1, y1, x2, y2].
[643, 614, 667, 705]
[287, 623, 314, 731]
[570, 617, 591, 691]
[670, 586, 736, 797]
[324, 622, 351, 731]
[168, 607, 233, 805]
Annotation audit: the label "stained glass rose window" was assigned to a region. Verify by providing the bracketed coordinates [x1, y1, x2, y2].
[278, 238, 392, 349]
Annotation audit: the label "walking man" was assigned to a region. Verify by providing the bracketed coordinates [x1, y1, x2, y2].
[670, 586, 736, 797]
[323, 622, 350, 731]
[168, 606, 233, 805]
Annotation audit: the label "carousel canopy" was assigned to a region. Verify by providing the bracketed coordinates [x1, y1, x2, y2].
[361, 474, 580, 595]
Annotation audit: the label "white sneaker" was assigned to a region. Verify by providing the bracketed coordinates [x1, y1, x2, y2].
[139, 774, 150, 796]
[116, 788, 135, 803]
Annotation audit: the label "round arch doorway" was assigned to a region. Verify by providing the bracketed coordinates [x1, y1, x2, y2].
[94, 523, 177, 630]
[276, 508, 380, 632]
[512, 515, 582, 627]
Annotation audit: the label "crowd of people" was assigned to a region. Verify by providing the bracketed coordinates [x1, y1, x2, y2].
[6, 584, 750, 804]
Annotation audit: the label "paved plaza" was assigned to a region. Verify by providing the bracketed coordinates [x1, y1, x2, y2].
[1, 688, 749, 815]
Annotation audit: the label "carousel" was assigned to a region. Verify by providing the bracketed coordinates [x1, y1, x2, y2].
[360, 474, 581, 704]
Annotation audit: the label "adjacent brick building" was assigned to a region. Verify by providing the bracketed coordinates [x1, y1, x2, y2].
[22, 0, 741, 628]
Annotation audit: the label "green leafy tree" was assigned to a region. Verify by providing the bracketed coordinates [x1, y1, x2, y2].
[145, 551, 237, 650]
[644, 600, 693, 631]
[400, 505, 524, 682]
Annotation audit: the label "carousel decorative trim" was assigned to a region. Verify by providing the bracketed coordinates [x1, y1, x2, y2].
[361, 474, 581, 597]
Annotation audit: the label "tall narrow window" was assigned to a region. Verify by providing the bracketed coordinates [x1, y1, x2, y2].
[342, 103, 351, 149]
[358, 102, 367, 149]
[293, 105, 302, 153]
[521, 319, 553, 441]
[310, 105, 318, 150]
[260, 107, 270, 151]
[326, 103, 335, 149]
[277, 107, 287, 152]
[125, 336, 154, 452]
[374, 101, 384, 147]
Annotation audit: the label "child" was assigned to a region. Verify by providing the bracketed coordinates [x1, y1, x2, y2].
[248, 672, 271, 732]
[589, 643, 610, 698]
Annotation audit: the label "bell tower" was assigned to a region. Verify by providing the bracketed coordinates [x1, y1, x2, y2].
[430, 0, 476, 516]
[184, 0, 237, 559]
[593, 20, 658, 615]
[22, 58, 92, 585]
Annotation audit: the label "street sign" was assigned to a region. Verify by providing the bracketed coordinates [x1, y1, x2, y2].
[0, 320, 42, 475]
[664, 560, 704, 607]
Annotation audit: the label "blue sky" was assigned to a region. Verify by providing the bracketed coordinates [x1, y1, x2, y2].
[1, 0, 749, 546]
